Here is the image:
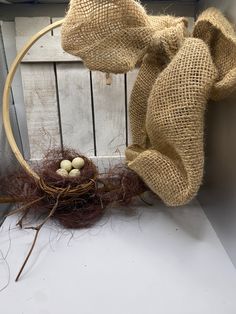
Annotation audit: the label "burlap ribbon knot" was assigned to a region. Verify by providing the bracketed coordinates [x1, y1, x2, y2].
[61, 0, 236, 206]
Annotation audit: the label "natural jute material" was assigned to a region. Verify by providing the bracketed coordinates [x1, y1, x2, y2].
[62, 1, 236, 206]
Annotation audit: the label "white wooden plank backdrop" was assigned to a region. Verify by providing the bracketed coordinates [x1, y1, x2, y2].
[15, 17, 61, 160]
[56, 64, 94, 155]
[14, 17, 129, 159]
[3, 16, 194, 161]
[51, 18, 95, 156]
[92, 71, 126, 156]
[17, 36, 80, 62]
[1, 21, 29, 158]
[126, 68, 139, 144]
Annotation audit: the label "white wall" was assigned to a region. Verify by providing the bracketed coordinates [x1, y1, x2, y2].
[197, 0, 236, 267]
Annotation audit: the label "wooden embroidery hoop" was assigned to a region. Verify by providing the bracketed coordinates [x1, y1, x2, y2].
[2, 19, 64, 181]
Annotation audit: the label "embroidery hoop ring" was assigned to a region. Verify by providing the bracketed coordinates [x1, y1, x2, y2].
[2, 19, 64, 181]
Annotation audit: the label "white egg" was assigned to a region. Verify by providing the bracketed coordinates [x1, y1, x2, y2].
[60, 159, 72, 172]
[56, 168, 68, 177]
[69, 169, 80, 177]
[72, 157, 85, 169]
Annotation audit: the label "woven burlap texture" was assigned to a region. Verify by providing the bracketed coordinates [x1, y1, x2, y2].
[61, 1, 236, 206]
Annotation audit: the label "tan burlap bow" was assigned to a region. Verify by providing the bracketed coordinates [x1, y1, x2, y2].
[61, 1, 236, 206]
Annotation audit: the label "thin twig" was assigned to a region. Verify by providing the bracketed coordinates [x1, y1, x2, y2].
[7, 196, 45, 217]
[15, 192, 62, 282]
[0, 195, 18, 204]
[15, 227, 40, 282]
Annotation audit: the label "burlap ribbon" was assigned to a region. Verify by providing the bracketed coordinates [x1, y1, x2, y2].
[61, 1, 236, 206]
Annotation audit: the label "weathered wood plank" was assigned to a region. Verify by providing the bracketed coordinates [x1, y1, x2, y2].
[16, 17, 79, 63]
[15, 17, 61, 160]
[187, 17, 195, 32]
[1, 21, 30, 158]
[15, 17, 51, 37]
[52, 18, 95, 155]
[126, 68, 139, 145]
[0, 24, 22, 177]
[56, 63, 95, 155]
[17, 63, 61, 159]
[16, 36, 80, 62]
[92, 71, 126, 156]
[51, 17, 62, 36]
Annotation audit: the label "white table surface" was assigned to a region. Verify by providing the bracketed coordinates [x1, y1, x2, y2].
[0, 196, 236, 314]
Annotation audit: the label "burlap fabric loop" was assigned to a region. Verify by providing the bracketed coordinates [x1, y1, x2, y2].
[62, 1, 236, 206]
[193, 7, 236, 101]
[61, 0, 187, 73]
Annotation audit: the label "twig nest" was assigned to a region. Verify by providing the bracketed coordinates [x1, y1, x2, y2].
[69, 169, 80, 177]
[56, 168, 68, 177]
[60, 159, 72, 172]
[72, 157, 85, 169]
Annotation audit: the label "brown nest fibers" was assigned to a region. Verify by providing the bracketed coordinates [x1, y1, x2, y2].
[1, 148, 148, 281]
